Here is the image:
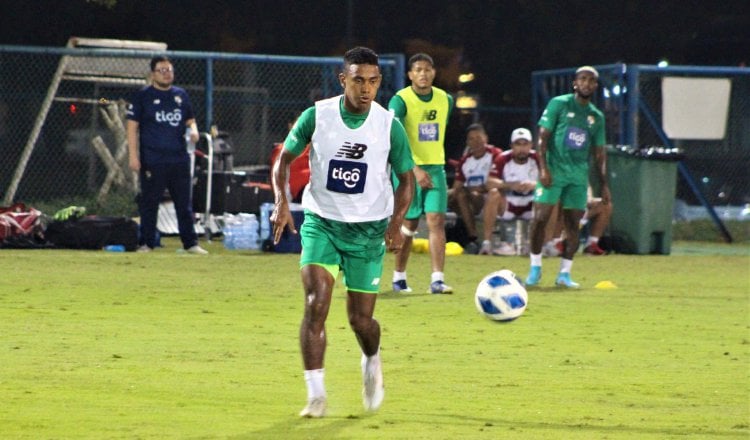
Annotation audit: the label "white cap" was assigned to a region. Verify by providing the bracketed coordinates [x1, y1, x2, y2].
[576, 65, 599, 78]
[510, 127, 532, 143]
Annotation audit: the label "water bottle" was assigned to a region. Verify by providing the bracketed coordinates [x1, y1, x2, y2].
[185, 127, 197, 154]
[233, 214, 247, 249]
[249, 215, 260, 250]
[260, 202, 274, 241]
[104, 244, 125, 252]
[238, 213, 259, 250]
[223, 224, 236, 250]
[223, 214, 237, 250]
[236, 221, 250, 249]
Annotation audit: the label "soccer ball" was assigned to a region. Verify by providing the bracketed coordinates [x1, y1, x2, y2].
[474, 269, 528, 321]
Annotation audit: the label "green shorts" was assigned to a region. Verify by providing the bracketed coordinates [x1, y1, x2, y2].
[393, 164, 447, 220]
[533, 180, 588, 211]
[299, 211, 387, 294]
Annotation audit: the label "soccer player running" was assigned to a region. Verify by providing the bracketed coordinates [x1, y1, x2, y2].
[390, 53, 455, 294]
[525, 66, 610, 288]
[271, 47, 415, 418]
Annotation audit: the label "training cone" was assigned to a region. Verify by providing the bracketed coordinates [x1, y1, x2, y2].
[594, 280, 618, 290]
[412, 238, 429, 253]
[445, 241, 463, 256]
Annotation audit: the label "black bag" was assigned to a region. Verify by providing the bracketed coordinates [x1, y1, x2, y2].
[46, 216, 139, 251]
[445, 217, 472, 247]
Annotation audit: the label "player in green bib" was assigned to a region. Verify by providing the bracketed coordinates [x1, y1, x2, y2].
[271, 47, 415, 418]
[389, 52, 455, 294]
[525, 66, 611, 288]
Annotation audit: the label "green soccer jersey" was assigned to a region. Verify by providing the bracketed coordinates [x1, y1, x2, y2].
[538, 93, 606, 185]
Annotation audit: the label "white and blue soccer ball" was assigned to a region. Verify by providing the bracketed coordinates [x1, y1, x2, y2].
[474, 269, 528, 321]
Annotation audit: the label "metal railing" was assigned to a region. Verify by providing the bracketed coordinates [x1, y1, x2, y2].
[0, 43, 404, 207]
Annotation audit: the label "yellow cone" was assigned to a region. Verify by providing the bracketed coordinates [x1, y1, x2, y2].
[445, 241, 464, 256]
[412, 238, 429, 253]
[595, 280, 617, 289]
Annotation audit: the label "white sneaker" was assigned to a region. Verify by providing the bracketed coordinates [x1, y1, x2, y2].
[361, 353, 384, 411]
[478, 240, 492, 255]
[136, 245, 152, 253]
[392, 280, 412, 293]
[493, 242, 516, 256]
[428, 280, 453, 294]
[299, 396, 327, 418]
[186, 245, 208, 255]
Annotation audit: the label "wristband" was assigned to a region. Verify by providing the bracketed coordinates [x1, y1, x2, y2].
[400, 225, 417, 237]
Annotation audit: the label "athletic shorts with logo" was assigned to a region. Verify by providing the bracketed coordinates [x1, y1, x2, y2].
[300, 211, 388, 294]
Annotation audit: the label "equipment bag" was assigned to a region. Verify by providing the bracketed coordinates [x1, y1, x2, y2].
[46, 216, 139, 251]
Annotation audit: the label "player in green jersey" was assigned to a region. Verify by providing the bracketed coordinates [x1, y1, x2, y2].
[389, 53, 455, 294]
[271, 47, 415, 418]
[525, 66, 611, 288]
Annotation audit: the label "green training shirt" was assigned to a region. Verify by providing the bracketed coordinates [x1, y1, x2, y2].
[538, 93, 605, 185]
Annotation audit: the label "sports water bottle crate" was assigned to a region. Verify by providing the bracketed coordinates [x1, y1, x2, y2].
[258, 202, 305, 253]
[221, 212, 260, 250]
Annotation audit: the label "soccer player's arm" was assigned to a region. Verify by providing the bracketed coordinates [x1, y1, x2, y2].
[592, 114, 610, 204]
[386, 119, 415, 252]
[271, 106, 314, 244]
[387, 95, 407, 123]
[536, 99, 560, 187]
[389, 94, 432, 187]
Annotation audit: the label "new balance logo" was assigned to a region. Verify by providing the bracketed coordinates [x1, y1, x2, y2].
[422, 109, 438, 121]
[335, 142, 368, 159]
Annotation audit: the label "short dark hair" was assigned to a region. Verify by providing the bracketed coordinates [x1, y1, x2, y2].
[150, 56, 172, 71]
[466, 123, 486, 134]
[343, 47, 379, 68]
[408, 53, 434, 70]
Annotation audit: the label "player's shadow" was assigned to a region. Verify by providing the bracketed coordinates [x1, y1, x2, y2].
[229, 410, 741, 439]
[227, 412, 376, 440]
[378, 291, 439, 299]
[525, 286, 589, 292]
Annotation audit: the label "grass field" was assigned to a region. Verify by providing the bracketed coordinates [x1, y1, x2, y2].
[1, 238, 748, 439]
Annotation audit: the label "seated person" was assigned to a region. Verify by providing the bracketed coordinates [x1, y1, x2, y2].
[491, 127, 540, 255]
[543, 186, 613, 256]
[447, 123, 502, 255]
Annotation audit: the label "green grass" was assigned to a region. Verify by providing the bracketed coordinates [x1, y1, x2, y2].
[673, 220, 750, 243]
[1, 238, 748, 439]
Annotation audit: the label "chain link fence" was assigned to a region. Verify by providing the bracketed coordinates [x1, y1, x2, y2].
[0, 42, 404, 211]
[632, 66, 749, 210]
[532, 64, 750, 220]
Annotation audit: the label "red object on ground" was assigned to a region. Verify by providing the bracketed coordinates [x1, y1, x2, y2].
[269, 142, 310, 202]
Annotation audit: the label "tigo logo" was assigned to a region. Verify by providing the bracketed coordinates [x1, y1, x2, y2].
[326, 159, 367, 194]
[156, 109, 183, 127]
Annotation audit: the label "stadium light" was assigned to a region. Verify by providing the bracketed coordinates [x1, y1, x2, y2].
[455, 94, 478, 109]
[458, 73, 475, 83]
